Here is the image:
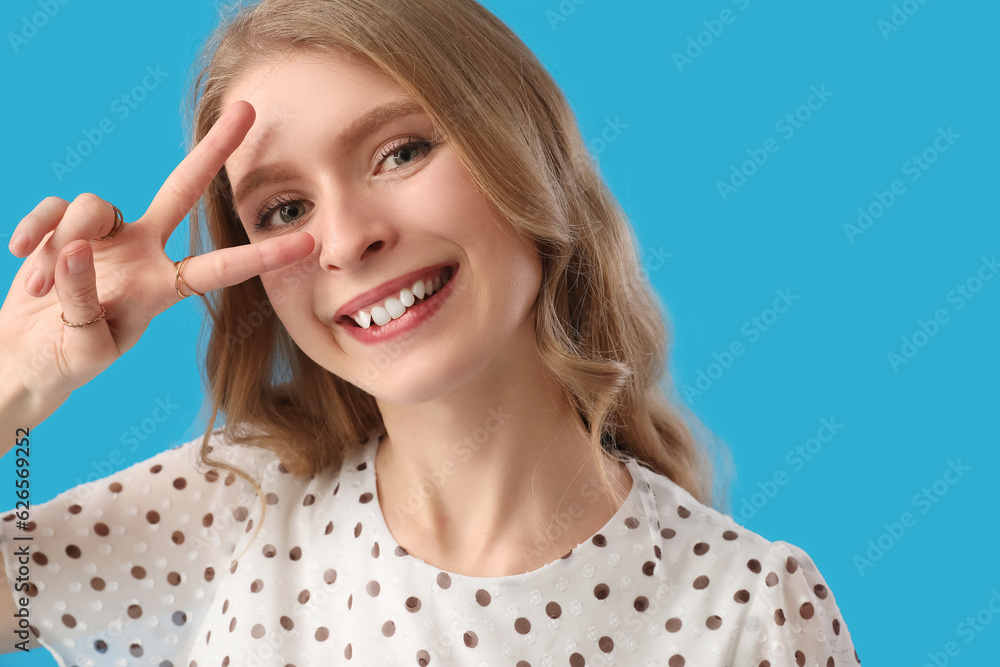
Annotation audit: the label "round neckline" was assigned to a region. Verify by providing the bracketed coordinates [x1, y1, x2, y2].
[361, 432, 643, 583]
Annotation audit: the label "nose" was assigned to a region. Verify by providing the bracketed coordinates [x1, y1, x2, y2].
[314, 189, 394, 271]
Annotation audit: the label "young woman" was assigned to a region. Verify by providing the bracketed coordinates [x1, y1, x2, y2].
[0, 0, 859, 664]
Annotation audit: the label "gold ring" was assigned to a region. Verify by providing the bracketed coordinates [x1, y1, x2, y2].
[60, 306, 107, 328]
[91, 204, 125, 242]
[174, 256, 205, 298]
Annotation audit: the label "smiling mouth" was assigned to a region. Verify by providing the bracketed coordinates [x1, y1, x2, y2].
[339, 265, 455, 328]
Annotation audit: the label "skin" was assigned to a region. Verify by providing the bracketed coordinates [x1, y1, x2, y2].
[221, 49, 633, 577]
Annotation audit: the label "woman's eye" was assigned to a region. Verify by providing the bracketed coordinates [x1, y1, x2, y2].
[379, 138, 434, 173]
[254, 197, 312, 232]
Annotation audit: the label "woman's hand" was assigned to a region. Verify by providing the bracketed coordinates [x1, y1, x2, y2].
[0, 101, 313, 423]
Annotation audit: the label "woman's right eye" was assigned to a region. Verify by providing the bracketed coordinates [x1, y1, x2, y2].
[253, 195, 313, 232]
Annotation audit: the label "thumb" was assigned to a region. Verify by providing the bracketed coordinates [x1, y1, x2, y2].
[53, 241, 105, 328]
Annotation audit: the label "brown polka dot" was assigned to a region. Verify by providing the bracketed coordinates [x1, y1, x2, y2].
[786, 556, 799, 574]
[734, 589, 751, 604]
[289, 546, 302, 560]
[129, 643, 143, 657]
[665, 617, 682, 632]
[775, 609, 786, 626]
[224, 472, 236, 485]
[298, 589, 311, 604]
[262, 544, 276, 558]
[90, 577, 105, 591]
[765, 572, 779, 587]
[359, 492, 373, 503]
[167, 571, 181, 586]
[171, 531, 185, 545]
[692, 575, 709, 590]
[65, 545, 81, 558]
[68, 504, 82, 514]
[251, 624, 265, 639]
[32, 552, 47, 566]
[230, 560, 238, 574]
[94, 522, 110, 536]
[95, 640, 107, 653]
[204, 469, 218, 482]
[760, 661, 772, 667]
[173, 477, 187, 490]
[706, 615, 722, 630]
[592, 533, 607, 547]
[233, 507, 248, 522]
[827, 658, 835, 667]
[382, 620, 395, 637]
[642, 560, 656, 576]
[367, 580, 381, 596]
[395, 545, 408, 556]
[514, 617, 530, 634]
[405, 596, 421, 612]
[25, 582, 38, 597]
[669, 655, 685, 667]
[594, 583, 610, 600]
[280, 616, 294, 631]
[371, 542, 380, 558]
[463, 631, 478, 648]
[800, 602, 815, 620]
[354, 522, 363, 537]
[128, 604, 142, 619]
[475, 589, 491, 606]
[417, 649, 431, 666]
[222, 600, 229, 614]
[693, 542, 710, 556]
[624, 516, 639, 529]
[677, 506, 691, 518]
[314, 626, 329, 641]
[814, 584, 828, 599]
[570, 654, 585, 667]
[151, 465, 163, 474]
[62, 614, 76, 628]
[250, 579, 263, 593]
[437, 572, 451, 589]
[145, 510, 160, 524]
[599, 635, 614, 652]
[266, 492, 279, 505]
[204, 567, 215, 582]
[357, 461, 367, 470]
[303, 494, 315, 506]
[748, 559, 761, 573]
[661, 528, 676, 539]
[324, 521, 334, 534]
[229, 617, 237, 633]
[833, 618, 841, 635]
[654, 544, 662, 560]
[222, 658, 229, 667]
[203, 513, 214, 528]
[344, 643, 352, 658]
[546, 601, 562, 618]
[347, 594, 353, 609]
[796, 650, 806, 666]
[723, 530, 738, 540]
[324, 569, 337, 584]
[109, 482, 123, 493]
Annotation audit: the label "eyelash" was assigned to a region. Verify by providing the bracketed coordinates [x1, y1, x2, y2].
[251, 136, 436, 232]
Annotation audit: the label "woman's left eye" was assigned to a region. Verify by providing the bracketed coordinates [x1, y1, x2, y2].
[377, 137, 434, 173]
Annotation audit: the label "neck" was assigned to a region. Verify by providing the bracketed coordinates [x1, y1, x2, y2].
[372, 327, 632, 577]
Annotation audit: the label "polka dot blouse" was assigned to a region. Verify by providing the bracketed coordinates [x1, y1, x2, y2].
[1, 429, 859, 666]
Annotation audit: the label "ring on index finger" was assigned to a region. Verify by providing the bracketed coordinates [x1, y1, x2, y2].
[174, 256, 205, 299]
[91, 204, 125, 242]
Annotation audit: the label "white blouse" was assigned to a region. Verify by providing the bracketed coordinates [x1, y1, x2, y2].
[1, 429, 859, 666]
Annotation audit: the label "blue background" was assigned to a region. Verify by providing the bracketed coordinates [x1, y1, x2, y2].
[1, 0, 997, 665]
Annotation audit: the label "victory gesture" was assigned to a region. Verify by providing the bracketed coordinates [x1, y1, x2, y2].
[0, 101, 313, 426]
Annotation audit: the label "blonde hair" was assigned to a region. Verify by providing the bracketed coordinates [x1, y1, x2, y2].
[185, 0, 729, 517]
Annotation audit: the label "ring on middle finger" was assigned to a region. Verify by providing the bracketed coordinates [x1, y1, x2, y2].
[91, 204, 125, 242]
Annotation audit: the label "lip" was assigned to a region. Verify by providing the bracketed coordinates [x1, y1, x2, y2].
[334, 262, 457, 322]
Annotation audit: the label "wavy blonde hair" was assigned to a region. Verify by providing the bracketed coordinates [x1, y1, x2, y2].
[185, 0, 728, 515]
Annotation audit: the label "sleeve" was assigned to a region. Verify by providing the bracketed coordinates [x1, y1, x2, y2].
[730, 540, 861, 667]
[0, 431, 268, 666]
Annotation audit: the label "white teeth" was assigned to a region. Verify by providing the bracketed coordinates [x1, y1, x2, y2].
[384, 297, 406, 319]
[411, 280, 425, 299]
[352, 310, 372, 329]
[399, 288, 415, 307]
[370, 306, 392, 326]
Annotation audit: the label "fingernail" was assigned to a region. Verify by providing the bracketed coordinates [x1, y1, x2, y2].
[8, 231, 26, 254]
[66, 247, 90, 274]
[25, 268, 44, 294]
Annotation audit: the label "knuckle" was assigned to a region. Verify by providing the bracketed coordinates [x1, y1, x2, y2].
[70, 193, 109, 221]
[167, 171, 199, 209]
[42, 195, 68, 207]
[210, 252, 232, 282]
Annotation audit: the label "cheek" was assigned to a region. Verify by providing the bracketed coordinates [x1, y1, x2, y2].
[258, 262, 316, 327]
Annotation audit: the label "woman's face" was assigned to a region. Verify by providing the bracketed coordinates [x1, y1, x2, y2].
[221, 50, 543, 404]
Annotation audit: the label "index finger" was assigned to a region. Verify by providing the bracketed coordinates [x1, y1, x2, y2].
[141, 100, 256, 239]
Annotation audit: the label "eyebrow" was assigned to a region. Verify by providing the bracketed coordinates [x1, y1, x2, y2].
[230, 99, 427, 208]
